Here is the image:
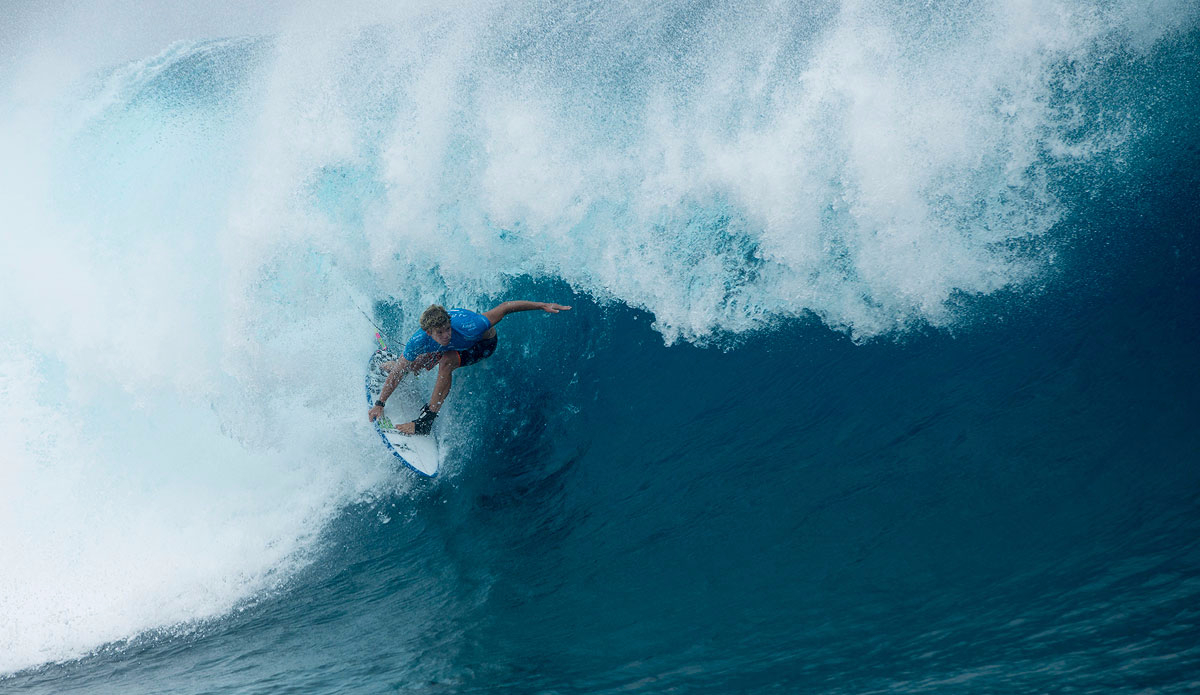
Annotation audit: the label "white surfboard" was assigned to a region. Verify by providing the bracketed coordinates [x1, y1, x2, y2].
[366, 342, 441, 477]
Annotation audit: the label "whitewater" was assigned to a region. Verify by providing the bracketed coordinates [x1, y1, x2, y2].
[2, 1, 1198, 692]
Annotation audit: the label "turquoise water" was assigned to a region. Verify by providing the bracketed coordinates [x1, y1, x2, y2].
[2, 1, 1198, 692]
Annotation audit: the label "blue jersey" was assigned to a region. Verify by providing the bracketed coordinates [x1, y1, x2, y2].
[403, 308, 493, 361]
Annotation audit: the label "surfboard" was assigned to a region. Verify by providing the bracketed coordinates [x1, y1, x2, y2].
[365, 338, 440, 477]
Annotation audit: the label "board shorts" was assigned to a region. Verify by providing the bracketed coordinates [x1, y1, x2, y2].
[457, 333, 498, 367]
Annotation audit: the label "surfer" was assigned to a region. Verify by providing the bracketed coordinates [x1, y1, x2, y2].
[368, 301, 572, 435]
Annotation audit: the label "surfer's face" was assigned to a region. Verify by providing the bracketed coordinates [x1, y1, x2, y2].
[428, 325, 452, 346]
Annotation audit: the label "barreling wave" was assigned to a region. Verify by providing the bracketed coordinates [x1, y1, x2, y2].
[0, 0, 1195, 677]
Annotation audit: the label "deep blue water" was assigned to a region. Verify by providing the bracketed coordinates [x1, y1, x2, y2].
[2, 2, 1199, 693]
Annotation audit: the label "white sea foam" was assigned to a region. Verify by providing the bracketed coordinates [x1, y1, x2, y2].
[0, 0, 1187, 675]
[213, 0, 1164, 342]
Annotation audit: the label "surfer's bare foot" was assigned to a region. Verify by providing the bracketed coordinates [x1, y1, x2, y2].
[394, 421, 417, 435]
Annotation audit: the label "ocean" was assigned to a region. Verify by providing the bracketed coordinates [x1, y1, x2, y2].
[2, 1, 1198, 692]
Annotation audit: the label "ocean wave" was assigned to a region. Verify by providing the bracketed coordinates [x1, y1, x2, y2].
[1, 0, 1195, 677]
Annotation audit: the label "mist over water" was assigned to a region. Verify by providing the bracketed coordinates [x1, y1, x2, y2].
[2, 0, 1198, 691]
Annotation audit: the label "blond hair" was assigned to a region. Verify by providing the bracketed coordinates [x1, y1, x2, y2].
[419, 304, 451, 332]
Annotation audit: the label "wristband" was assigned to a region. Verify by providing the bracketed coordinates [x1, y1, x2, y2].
[374, 400, 385, 407]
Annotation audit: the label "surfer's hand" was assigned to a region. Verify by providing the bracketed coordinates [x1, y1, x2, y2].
[540, 303, 572, 313]
[369, 405, 384, 422]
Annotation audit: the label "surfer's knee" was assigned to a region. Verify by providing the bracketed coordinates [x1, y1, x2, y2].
[437, 352, 460, 371]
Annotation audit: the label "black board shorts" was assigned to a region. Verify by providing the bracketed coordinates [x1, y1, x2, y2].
[457, 334, 498, 367]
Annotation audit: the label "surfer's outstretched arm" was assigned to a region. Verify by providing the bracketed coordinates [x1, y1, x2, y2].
[483, 300, 571, 326]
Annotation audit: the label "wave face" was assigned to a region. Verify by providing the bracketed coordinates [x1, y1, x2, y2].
[2, 0, 1199, 692]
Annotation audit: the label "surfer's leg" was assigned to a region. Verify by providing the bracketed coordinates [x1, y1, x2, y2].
[390, 352, 460, 435]
[428, 351, 461, 412]
[392, 352, 459, 435]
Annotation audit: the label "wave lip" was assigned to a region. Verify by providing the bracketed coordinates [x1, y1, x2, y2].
[273, 0, 1168, 342]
